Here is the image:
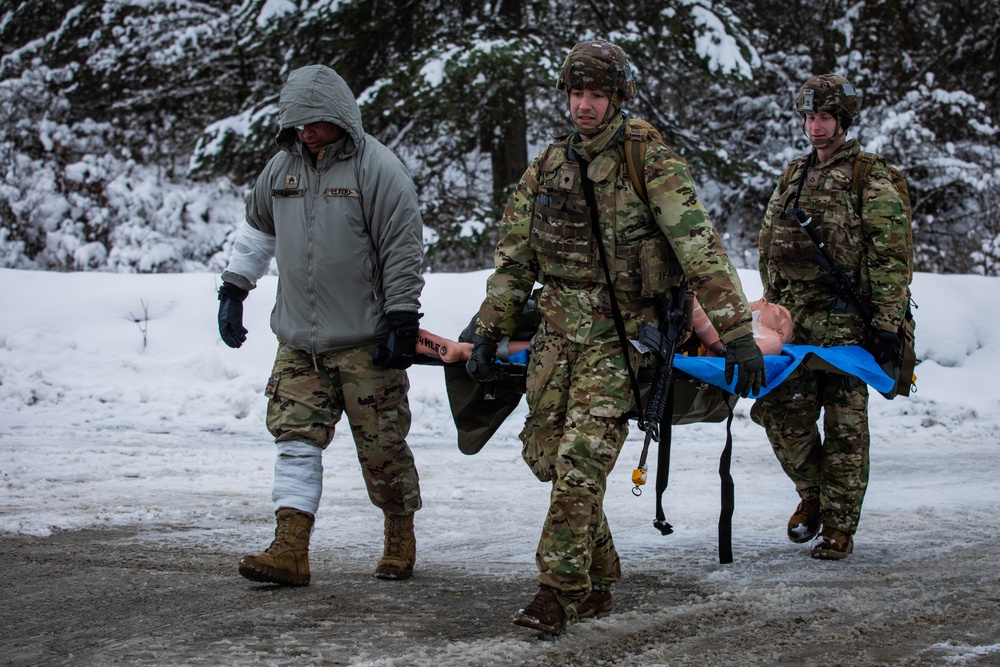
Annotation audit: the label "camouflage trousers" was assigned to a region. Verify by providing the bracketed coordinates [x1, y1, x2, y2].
[520, 320, 634, 620]
[750, 368, 870, 535]
[264, 342, 421, 516]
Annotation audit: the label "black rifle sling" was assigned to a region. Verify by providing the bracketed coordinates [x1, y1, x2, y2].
[580, 159, 671, 535]
[652, 373, 674, 535]
[578, 159, 648, 434]
[578, 145, 735, 564]
[790, 152, 812, 211]
[623, 131, 736, 562]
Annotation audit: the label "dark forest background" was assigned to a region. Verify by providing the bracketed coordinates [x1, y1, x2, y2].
[1, 0, 997, 275]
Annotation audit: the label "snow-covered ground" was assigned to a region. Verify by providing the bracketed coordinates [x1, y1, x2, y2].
[2, 267, 999, 665]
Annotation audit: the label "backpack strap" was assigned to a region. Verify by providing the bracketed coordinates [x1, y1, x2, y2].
[778, 163, 797, 193]
[852, 151, 879, 216]
[624, 122, 649, 205]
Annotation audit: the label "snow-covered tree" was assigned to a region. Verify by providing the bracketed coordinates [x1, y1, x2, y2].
[1, 0, 997, 275]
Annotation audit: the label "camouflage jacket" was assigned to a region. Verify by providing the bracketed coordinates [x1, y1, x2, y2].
[759, 140, 910, 345]
[476, 112, 752, 346]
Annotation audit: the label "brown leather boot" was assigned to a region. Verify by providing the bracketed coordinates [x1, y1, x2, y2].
[787, 497, 821, 543]
[238, 508, 314, 586]
[374, 513, 416, 580]
[513, 586, 567, 635]
[577, 589, 613, 619]
[810, 526, 854, 560]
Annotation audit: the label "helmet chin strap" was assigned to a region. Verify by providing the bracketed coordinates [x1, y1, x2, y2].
[592, 94, 621, 133]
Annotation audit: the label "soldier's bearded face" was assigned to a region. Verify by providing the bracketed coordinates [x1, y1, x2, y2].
[569, 89, 611, 137]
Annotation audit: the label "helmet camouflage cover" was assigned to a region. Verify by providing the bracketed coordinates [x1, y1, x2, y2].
[557, 40, 636, 102]
[797, 74, 861, 120]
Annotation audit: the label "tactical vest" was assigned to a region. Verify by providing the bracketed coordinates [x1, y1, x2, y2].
[765, 147, 867, 291]
[529, 136, 683, 297]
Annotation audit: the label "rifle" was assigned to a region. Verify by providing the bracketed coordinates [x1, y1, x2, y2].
[784, 208, 875, 324]
[630, 285, 688, 537]
[781, 207, 901, 388]
[633, 286, 688, 443]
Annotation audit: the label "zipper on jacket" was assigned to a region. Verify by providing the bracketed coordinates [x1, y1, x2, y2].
[307, 167, 321, 355]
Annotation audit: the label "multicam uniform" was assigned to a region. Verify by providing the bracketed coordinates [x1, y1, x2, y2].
[751, 138, 909, 536]
[476, 110, 753, 620]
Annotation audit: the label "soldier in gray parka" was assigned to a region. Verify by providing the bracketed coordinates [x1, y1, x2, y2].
[217, 64, 426, 586]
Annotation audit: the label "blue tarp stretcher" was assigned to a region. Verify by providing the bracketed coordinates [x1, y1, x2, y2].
[673, 344, 896, 397]
[642, 344, 895, 565]
[442, 341, 896, 564]
[444, 344, 895, 457]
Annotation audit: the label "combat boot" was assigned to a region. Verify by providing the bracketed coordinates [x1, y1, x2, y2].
[513, 586, 567, 635]
[238, 508, 313, 586]
[577, 589, 613, 620]
[787, 496, 821, 543]
[811, 526, 854, 560]
[375, 512, 416, 580]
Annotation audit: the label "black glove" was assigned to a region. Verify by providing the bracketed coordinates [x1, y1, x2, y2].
[868, 329, 899, 365]
[371, 311, 421, 369]
[724, 332, 767, 398]
[466, 334, 500, 382]
[218, 282, 249, 348]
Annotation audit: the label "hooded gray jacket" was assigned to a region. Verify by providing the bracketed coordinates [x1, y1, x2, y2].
[223, 65, 424, 354]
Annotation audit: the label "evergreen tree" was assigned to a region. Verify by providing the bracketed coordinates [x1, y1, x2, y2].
[1, 0, 997, 274]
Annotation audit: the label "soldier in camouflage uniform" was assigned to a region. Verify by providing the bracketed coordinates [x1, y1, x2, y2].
[466, 41, 766, 634]
[751, 74, 910, 560]
[216, 65, 425, 586]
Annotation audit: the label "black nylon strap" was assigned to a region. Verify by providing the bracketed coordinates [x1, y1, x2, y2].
[651, 385, 735, 564]
[652, 382, 675, 536]
[717, 403, 736, 564]
[575, 144, 737, 563]
[787, 151, 812, 214]
[578, 158, 648, 433]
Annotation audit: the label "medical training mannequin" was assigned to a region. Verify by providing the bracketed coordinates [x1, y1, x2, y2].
[693, 297, 792, 357]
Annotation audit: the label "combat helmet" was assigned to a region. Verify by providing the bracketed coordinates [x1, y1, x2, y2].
[797, 74, 861, 128]
[557, 40, 636, 103]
